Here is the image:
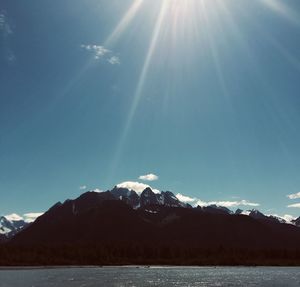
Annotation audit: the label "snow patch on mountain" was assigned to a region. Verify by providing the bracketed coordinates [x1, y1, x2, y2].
[267, 214, 295, 224]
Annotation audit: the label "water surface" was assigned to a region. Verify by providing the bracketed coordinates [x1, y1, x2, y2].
[0, 266, 299, 287]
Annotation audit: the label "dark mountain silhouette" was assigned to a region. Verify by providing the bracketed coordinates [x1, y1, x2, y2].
[1, 188, 300, 266]
[110, 186, 140, 208]
[197, 205, 232, 215]
[0, 234, 7, 243]
[11, 192, 300, 248]
[235, 208, 243, 215]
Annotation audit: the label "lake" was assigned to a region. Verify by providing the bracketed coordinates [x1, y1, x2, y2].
[0, 266, 299, 286]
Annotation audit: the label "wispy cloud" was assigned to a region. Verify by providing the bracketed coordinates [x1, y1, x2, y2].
[0, 12, 12, 37]
[117, 181, 160, 194]
[139, 173, 159, 182]
[81, 45, 109, 59]
[287, 203, 300, 208]
[261, 0, 300, 27]
[108, 56, 121, 65]
[81, 44, 120, 65]
[287, 192, 300, 200]
[79, 185, 87, 190]
[176, 193, 259, 208]
[0, 11, 16, 63]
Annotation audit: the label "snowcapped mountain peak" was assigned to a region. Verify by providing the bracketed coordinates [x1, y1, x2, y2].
[293, 217, 300, 227]
[110, 186, 187, 209]
[5, 213, 23, 221]
[0, 215, 27, 237]
[0, 212, 44, 238]
[116, 181, 160, 195]
[233, 209, 299, 226]
[141, 187, 154, 195]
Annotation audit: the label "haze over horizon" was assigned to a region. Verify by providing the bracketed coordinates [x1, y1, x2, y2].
[1, 0, 300, 218]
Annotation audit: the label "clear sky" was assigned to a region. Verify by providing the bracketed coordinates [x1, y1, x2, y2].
[1, 0, 300, 218]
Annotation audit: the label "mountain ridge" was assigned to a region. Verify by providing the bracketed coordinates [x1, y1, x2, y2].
[10, 187, 300, 245]
[1, 186, 300, 265]
[1, 186, 299, 240]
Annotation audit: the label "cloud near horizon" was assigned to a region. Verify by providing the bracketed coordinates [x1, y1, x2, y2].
[117, 181, 160, 194]
[196, 199, 260, 208]
[92, 188, 103, 193]
[23, 213, 44, 223]
[5, 212, 44, 223]
[176, 193, 196, 203]
[4, 213, 23, 221]
[287, 203, 300, 208]
[287, 192, 300, 200]
[176, 193, 259, 208]
[138, 173, 159, 182]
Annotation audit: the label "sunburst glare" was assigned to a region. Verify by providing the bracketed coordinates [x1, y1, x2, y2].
[101, 0, 300, 183]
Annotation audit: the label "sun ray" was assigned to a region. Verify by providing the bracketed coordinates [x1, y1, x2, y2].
[124, 0, 168, 131]
[216, 0, 254, 61]
[261, 0, 300, 27]
[241, 1, 300, 74]
[106, 0, 169, 185]
[104, 0, 144, 47]
[223, 0, 300, 163]
[200, 1, 230, 100]
[46, 1, 145, 123]
[261, 30, 300, 73]
[105, 0, 300, 186]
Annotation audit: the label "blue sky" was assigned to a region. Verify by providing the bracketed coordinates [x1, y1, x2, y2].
[1, 0, 300, 218]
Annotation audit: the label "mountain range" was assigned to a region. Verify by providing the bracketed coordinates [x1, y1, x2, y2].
[1, 186, 299, 239]
[1, 186, 300, 265]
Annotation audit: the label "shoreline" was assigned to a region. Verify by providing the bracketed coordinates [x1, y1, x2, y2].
[0, 265, 299, 271]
